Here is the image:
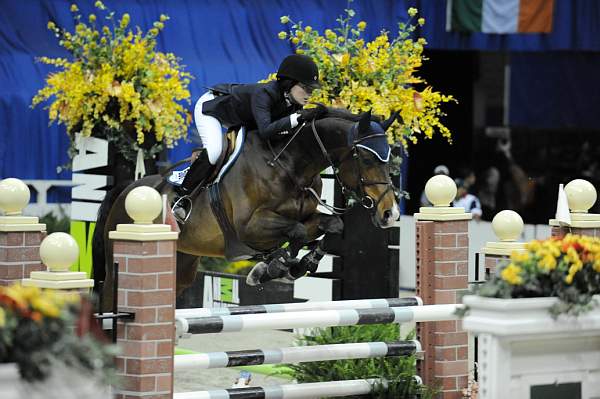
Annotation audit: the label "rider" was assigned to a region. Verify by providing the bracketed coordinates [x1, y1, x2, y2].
[174, 54, 326, 197]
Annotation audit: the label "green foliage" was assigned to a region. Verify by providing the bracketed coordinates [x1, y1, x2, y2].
[39, 208, 70, 234]
[274, 324, 436, 399]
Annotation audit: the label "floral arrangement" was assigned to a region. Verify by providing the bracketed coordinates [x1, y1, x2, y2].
[275, 2, 455, 152]
[32, 1, 192, 166]
[479, 234, 600, 316]
[0, 284, 115, 382]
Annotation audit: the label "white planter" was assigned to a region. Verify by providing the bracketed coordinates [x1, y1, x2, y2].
[0, 362, 112, 399]
[463, 295, 600, 399]
[0, 363, 21, 399]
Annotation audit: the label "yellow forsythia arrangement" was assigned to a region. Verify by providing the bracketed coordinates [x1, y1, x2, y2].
[276, 4, 455, 149]
[32, 1, 192, 163]
[479, 234, 600, 316]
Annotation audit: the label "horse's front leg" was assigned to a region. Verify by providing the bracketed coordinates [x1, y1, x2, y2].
[244, 211, 343, 286]
[287, 213, 343, 279]
[242, 209, 311, 286]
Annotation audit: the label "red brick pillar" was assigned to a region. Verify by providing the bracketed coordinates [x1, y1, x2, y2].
[550, 179, 600, 238]
[551, 226, 600, 239]
[110, 186, 179, 399]
[415, 175, 472, 398]
[482, 210, 526, 279]
[0, 178, 46, 286]
[416, 219, 470, 398]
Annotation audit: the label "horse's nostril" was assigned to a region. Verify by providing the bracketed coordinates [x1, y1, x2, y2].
[383, 210, 392, 220]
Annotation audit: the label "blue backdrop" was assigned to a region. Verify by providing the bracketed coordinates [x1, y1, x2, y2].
[1, 0, 600, 181]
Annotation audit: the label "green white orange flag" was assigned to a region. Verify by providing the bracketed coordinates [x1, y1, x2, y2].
[446, 0, 555, 33]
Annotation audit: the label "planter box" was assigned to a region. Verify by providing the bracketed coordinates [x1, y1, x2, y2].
[0, 362, 111, 399]
[463, 295, 600, 399]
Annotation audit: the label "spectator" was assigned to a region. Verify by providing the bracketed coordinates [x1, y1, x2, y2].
[456, 166, 476, 192]
[453, 178, 483, 220]
[420, 165, 450, 206]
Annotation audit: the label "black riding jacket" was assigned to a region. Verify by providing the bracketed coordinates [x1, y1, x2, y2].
[201, 81, 302, 139]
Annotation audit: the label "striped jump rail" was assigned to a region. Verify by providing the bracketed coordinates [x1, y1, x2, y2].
[174, 340, 421, 370]
[175, 297, 421, 318]
[176, 304, 462, 335]
[173, 378, 387, 399]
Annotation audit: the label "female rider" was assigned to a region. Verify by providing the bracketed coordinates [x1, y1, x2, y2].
[174, 54, 325, 197]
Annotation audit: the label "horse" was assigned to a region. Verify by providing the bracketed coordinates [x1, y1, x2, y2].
[92, 108, 400, 310]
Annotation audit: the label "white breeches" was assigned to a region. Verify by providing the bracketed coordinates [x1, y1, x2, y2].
[193, 91, 223, 165]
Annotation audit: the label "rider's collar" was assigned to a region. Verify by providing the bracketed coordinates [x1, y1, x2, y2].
[348, 122, 391, 163]
[284, 92, 293, 107]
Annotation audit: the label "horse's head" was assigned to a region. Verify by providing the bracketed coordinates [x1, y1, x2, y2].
[332, 110, 400, 228]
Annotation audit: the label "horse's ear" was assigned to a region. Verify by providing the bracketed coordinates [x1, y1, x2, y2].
[381, 110, 400, 132]
[358, 110, 372, 134]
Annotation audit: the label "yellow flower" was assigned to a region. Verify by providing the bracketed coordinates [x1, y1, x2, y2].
[160, 14, 169, 22]
[95, 1, 105, 9]
[357, 21, 367, 31]
[501, 263, 523, 285]
[292, 37, 300, 44]
[280, 15, 290, 24]
[121, 13, 130, 28]
[408, 7, 418, 17]
[88, 14, 96, 23]
[70, 4, 78, 12]
[47, 21, 56, 30]
[325, 29, 336, 40]
[278, 31, 287, 39]
[418, 18, 425, 26]
[304, 26, 312, 33]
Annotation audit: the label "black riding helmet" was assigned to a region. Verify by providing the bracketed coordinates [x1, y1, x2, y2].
[276, 54, 320, 89]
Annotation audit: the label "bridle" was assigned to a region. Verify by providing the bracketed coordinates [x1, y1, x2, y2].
[268, 118, 395, 215]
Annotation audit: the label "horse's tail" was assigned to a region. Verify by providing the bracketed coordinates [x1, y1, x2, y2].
[92, 180, 131, 292]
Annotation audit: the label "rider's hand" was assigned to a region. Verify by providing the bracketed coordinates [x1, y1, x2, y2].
[298, 104, 327, 123]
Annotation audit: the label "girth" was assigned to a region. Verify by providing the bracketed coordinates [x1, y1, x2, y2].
[208, 182, 262, 262]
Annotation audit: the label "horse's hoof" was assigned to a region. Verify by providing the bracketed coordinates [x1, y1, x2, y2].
[246, 262, 269, 286]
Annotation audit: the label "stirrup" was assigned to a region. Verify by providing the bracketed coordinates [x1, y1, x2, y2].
[172, 195, 193, 223]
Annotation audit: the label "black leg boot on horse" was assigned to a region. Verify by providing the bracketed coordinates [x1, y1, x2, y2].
[173, 149, 214, 221]
[246, 248, 300, 286]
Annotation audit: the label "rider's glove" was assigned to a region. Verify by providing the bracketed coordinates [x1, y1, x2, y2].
[297, 104, 327, 123]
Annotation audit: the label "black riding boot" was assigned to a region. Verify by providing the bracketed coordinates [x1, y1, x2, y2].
[177, 149, 213, 196]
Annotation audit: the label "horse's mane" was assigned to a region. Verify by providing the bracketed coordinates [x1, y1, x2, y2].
[323, 107, 383, 123]
[323, 107, 361, 122]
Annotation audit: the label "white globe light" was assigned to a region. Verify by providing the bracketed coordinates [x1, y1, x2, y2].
[424, 175, 457, 207]
[125, 186, 162, 224]
[0, 178, 30, 215]
[40, 232, 79, 272]
[564, 179, 597, 213]
[492, 210, 524, 241]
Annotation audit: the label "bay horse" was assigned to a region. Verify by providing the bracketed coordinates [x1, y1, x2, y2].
[92, 108, 400, 310]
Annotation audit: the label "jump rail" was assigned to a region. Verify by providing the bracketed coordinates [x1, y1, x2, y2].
[175, 297, 422, 318]
[174, 340, 421, 370]
[176, 304, 462, 335]
[173, 378, 387, 399]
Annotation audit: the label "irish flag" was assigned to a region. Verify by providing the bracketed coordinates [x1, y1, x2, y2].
[446, 0, 555, 33]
